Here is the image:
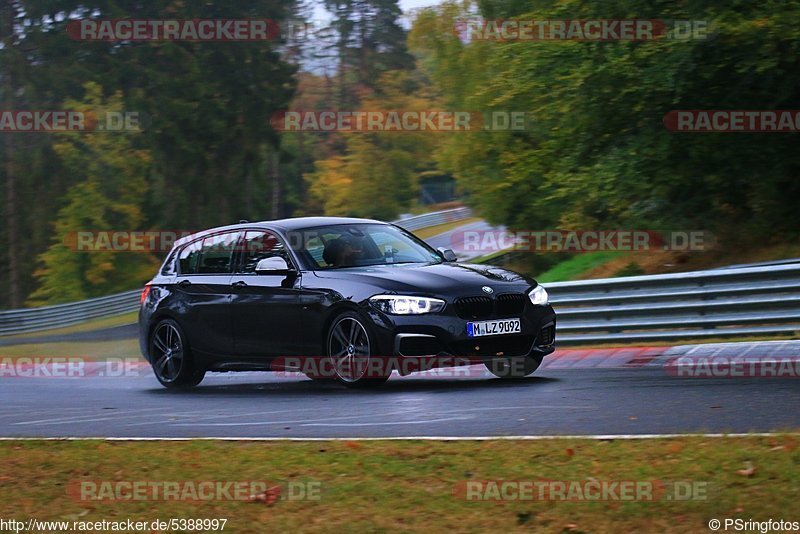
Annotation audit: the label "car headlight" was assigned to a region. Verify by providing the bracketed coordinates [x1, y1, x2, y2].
[528, 285, 549, 306]
[369, 295, 445, 315]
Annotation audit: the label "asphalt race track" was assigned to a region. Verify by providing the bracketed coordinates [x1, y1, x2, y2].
[1, 341, 798, 439]
[1, 219, 798, 439]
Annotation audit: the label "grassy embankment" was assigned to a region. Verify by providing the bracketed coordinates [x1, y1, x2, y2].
[0, 436, 798, 532]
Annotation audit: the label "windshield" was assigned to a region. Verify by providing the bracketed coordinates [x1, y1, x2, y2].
[294, 224, 443, 269]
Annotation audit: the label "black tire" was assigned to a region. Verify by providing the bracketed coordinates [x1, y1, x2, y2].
[485, 354, 543, 379]
[149, 318, 205, 388]
[326, 311, 390, 388]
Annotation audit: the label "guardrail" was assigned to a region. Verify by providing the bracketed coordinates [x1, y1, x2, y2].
[712, 257, 800, 270]
[0, 209, 475, 337]
[5, 261, 800, 343]
[392, 207, 472, 231]
[548, 263, 800, 345]
[0, 290, 141, 336]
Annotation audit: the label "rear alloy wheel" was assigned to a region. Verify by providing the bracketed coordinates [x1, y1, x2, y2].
[149, 319, 205, 388]
[326, 312, 390, 388]
[485, 354, 543, 379]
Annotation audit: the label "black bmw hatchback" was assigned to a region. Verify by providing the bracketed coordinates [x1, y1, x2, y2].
[139, 217, 556, 388]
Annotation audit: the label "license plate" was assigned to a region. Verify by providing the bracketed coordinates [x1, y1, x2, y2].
[467, 318, 521, 337]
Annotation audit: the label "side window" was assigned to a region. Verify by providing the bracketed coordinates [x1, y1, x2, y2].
[160, 249, 178, 275]
[239, 231, 290, 273]
[178, 240, 202, 275]
[197, 232, 240, 274]
[304, 234, 325, 267]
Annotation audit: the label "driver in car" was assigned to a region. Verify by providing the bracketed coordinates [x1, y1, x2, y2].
[322, 237, 363, 267]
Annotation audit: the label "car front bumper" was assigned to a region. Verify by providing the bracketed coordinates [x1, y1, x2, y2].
[365, 303, 557, 365]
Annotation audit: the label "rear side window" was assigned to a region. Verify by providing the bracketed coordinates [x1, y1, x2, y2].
[178, 240, 202, 275]
[177, 232, 241, 275]
[160, 248, 178, 275]
[197, 232, 241, 274]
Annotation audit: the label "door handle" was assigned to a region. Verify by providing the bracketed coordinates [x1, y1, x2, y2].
[177, 279, 191, 288]
[232, 281, 247, 288]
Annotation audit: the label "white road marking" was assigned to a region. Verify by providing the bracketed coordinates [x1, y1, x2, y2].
[0, 433, 795, 441]
[169, 410, 425, 427]
[13, 416, 121, 426]
[300, 416, 474, 427]
[155, 406, 593, 428]
[11, 407, 165, 426]
[118, 407, 328, 427]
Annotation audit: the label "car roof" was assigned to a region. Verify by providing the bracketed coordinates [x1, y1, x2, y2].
[267, 216, 386, 231]
[173, 216, 388, 248]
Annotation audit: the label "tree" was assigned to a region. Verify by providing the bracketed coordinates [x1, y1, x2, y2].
[1, 0, 300, 307]
[320, 0, 414, 105]
[29, 83, 155, 304]
[303, 70, 442, 219]
[1, 0, 87, 308]
[409, 0, 800, 242]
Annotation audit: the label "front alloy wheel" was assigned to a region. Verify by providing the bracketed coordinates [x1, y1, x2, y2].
[326, 312, 389, 388]
[149, 319, 205, 388]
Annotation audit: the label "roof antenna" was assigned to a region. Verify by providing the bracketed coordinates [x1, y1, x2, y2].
[239, 219, 249, 224]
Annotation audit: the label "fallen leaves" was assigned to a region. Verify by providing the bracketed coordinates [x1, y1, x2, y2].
[249, 486, 282, 505]
[737, 461, 756, 477]
[666, 442, 684, 455]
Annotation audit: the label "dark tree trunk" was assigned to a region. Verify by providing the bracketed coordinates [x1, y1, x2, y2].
[3, 135, 20, 308]
[2, 4, 21, 308]
[270, 151, 281, 219]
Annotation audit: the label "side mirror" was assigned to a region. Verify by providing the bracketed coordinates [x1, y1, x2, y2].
[437, 248, 458, 262]
[255, 256, 293, 275]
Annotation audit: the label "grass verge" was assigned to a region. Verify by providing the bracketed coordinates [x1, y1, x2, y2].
[0, 436, 798, 532]
[0, 338, 140, 359]
[470, 247, 515, 265]
[536, 252, 627, 283]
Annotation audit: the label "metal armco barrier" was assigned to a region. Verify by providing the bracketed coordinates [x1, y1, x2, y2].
[548, 263, 800, 345]
[392, 207, 472, 231]
[0, 209, 473, 337]
[5, 261, 800, 343]
[0, 290, 141, 336]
